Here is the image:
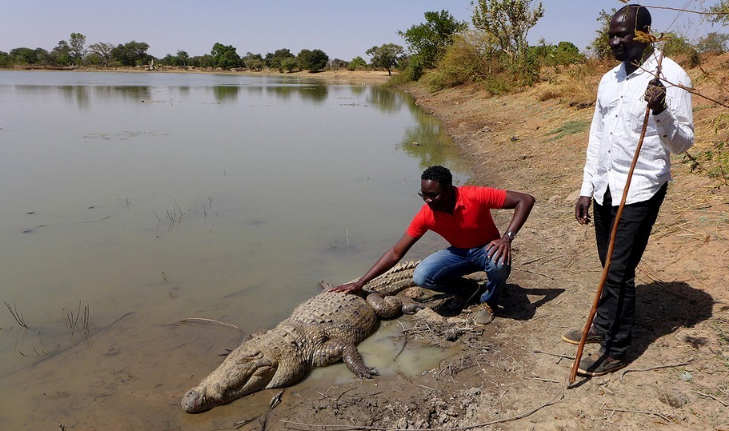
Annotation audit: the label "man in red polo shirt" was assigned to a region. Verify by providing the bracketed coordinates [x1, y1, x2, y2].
[328, 165, 535, 325]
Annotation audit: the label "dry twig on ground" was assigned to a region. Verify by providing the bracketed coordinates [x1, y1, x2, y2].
[618, 358, 695, 382]
[279, 392, 564, 431]
[176, 317, 244, 333]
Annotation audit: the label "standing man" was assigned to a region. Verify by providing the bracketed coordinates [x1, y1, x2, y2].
[328, 165, 535, 325]
[562, 5, 694, 375]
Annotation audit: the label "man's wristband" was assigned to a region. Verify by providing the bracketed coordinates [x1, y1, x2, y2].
[504, 231, 516, 241]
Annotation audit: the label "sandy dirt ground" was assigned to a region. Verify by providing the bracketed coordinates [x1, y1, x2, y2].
[179, 57, 729, 430]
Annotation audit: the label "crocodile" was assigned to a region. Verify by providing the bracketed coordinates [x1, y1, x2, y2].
[181, 261, 420, 413]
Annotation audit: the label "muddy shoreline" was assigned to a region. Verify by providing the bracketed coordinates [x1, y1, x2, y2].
[260, 63, 729, 430]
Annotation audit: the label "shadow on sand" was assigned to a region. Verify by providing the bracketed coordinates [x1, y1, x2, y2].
[565, 281, 713, 386]
[498, 283, 566, 321]
[631, 281, 714, 360]
[418, 281, 565, 320]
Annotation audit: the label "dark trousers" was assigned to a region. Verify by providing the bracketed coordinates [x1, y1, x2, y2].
[592, 183, 667, 359]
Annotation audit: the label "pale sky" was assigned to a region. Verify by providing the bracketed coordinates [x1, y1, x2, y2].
[0, 1, 723, 60]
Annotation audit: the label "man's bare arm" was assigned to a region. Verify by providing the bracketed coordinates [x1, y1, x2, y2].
[327, 233, 420, 294]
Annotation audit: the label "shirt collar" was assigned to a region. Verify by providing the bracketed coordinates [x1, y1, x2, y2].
[620, 48, 661, 78]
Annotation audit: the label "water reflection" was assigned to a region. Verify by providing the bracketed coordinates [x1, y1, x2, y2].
[212, 84, 240, 103]
[299, 85, 328, 103]
[367, 86, 403, 113]
[9, 84, 155, 108]
[263, 83, 329, 103]
[95, 85, 153, 102]
[400, 111, 457, 169]
[59, 85, 91, 109]
[349, 85, 367, 96]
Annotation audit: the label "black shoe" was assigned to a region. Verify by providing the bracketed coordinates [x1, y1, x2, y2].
[561, 328, 603, 345]
[577, 353, 627, 376]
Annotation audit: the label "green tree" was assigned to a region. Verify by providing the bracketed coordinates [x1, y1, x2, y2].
[529, 40, 583, 66]
[211, 43, 240, 69]
[112, 41, 151, 66]
[177, 50, 189, 67]
[554, 41, 584, 65]
[34, 48, 52, 65]
[330, 58, 348, 70]
[281, 57, 298, 72]
[366, 43, 404, 75]
[69, 33, 86, 65]
[266, 48, 295, 71]
[88, 42, 114, 67]
[245, 58, 264, 70]
[189, 54, 214, 68]
[242, 52, 264, 70]
[663, 32, 700, 68]
[696, 32, 729, 54]
[588, 9, 616, 60]
[160, 53, 177, 66]
[398, 10, 468, 68]
[10, 47, 39, 65]
[348, 56, 367, 71]
[297, 49, 329, 72]
[0, 51, 10, 68]
[51, 40, 72, 66]
[471, 0, 544, 63]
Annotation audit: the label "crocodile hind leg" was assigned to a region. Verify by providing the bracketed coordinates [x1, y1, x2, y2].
[312, 339, 378, 379]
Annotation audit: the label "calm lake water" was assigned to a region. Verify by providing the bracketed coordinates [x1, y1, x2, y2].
[0, 70, 472, 430]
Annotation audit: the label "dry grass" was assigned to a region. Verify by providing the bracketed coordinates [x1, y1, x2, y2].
[536, 60, 612, 107]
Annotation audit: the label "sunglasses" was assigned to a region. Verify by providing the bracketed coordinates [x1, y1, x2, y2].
[418, 190, 441, 199]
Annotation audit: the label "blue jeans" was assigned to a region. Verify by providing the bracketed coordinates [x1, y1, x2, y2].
[412, 245, 511, 308]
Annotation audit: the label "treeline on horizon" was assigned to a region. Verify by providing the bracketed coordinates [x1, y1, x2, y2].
[1, 0, 727, 88]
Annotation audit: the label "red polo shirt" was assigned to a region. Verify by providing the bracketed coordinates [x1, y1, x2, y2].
[406, 185, 506, 249]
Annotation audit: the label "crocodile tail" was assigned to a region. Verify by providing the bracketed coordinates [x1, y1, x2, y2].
[365, 292, 402, 319]
[362, 260, 420, 296]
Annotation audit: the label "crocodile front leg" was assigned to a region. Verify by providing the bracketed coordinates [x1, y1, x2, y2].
[312, 339, 378, 378]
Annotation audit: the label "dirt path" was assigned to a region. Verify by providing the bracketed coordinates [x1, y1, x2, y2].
[236, 58, 729, 431]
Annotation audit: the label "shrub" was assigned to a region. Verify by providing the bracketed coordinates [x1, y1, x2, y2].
[422, 34, 489, 91]
[280, 57, 298, 73]
[662, 32, 701, 68]
[696, 32, 729, 55]
[347, 56, 367, 71]
[531, 40, 585, 67]
[395, 55, 425, 83]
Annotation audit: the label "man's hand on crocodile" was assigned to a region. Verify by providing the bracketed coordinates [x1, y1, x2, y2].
[326, 281, 362, 294]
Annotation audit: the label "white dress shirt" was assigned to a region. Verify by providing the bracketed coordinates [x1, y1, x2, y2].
[580, 49, 694, 205]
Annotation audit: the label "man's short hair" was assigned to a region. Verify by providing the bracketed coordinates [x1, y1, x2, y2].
[421, 165, 453, 187]
[616, 4, 652, 32]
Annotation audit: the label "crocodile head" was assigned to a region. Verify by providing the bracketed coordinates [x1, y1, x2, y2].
[181, 348, 277, 413]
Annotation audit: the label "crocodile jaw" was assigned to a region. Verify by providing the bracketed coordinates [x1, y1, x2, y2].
[181, 351, 276, 413]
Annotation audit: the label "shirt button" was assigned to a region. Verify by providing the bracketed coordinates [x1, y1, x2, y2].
[663, 134, 667, 138]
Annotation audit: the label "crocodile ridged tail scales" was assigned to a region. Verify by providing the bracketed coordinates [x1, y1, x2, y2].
[359, 260, 420, 296]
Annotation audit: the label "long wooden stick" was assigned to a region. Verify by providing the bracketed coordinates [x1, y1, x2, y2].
[569, 51, 665, 384]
